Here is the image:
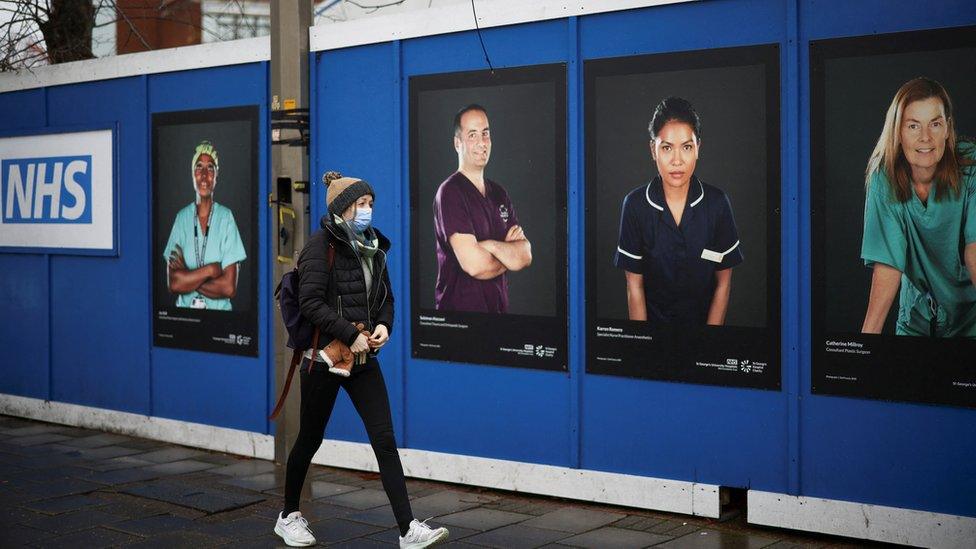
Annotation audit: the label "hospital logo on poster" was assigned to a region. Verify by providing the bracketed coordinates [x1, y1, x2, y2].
[0, 129, 115, 252]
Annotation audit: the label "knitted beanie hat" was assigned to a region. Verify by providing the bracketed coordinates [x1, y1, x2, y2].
[324, 171, 375, 216]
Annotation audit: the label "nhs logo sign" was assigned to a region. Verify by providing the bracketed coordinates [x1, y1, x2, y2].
[0, 129, 114, 253]
[2, 156, 93, 224]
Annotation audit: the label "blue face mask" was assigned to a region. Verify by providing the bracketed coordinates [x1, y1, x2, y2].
[351, 207, 372, 233]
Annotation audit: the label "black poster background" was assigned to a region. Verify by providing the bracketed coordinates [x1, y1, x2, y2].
[409, 65, 567, 370]
[585, 45, 781, 389]
[152, 107, 259, 357]
[811, 27, 976, 407]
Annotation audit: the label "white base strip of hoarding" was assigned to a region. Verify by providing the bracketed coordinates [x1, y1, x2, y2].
[749, 490, 976, 548]
[0, 393, 719, 517]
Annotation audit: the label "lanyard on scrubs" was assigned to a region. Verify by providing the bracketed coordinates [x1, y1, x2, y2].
[194, 206, 213, 269]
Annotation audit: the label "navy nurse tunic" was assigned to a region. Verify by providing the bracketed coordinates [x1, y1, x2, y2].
[614, 176, 743, 324]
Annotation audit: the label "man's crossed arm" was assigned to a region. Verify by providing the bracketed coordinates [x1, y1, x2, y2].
[167, 244, 239, 299]
[449, 225, 533, 280]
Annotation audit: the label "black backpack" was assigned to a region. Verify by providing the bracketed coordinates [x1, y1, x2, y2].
[269, 242, 334, 420]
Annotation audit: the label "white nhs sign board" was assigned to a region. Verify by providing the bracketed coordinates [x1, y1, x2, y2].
[0, 129, 115, 253]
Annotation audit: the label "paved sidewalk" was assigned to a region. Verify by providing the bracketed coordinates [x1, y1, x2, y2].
[0, 415, 886, 548]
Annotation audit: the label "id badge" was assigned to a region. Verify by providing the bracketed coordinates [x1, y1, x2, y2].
[190, 296, 207, 309]
[700, 248, 724, 263]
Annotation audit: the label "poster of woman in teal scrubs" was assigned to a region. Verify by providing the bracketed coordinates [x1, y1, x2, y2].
[163, 140, 247, 311]
[860, 78, 976, 339]
[152, 106, 258, 357]
[811, 25, 976, 408]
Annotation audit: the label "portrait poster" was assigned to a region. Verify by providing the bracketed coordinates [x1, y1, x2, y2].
[152, 106, 259, 357]
[811, 26, 976, 407]
[585, 45, 781, 389]
[410, 64, 568, 370]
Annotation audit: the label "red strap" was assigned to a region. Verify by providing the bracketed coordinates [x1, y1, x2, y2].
[269, 326, 322, 420]
[270, 241, 332, 419]
[307, 327, 321, 374]
[269, 349, 302, 420]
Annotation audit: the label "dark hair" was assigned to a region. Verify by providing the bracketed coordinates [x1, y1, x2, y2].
[648, 96, 702, 141]
[453, 104, 489, 137]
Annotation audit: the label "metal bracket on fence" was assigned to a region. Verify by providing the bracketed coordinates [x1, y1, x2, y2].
[271, 108, 310, 147]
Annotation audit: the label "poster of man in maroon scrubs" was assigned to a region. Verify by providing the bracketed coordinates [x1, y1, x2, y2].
[410, 65, 567, 370]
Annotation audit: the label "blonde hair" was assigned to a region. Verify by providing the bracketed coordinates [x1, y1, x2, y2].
[865, 77, 968, 203]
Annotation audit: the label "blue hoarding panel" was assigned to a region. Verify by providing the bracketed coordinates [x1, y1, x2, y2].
[800, 398, 976, 516]
[148, 63, 270, 433]
[398, 19, 574, 466]
[580, 0, 785, 59]
[577, 0, 790, 490]
[0, 89, 50, 400]
[149, 64, 267, 113]
[582, 376, 787, 488]
[46, 76, 150, 414]
[0, 254, 50, 399]
[402, 19, 568, 76]
[314, 42, 405, 444]
[798, 0, 976, 518]
[151, 347, 268, 432]
[799, 0, 976, 40]
[0, 89, 46, 130]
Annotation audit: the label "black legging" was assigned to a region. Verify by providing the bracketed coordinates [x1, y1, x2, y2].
[283, 357, 413, 535]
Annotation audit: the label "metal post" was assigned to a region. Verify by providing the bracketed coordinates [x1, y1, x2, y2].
[270, 0, 312, 466]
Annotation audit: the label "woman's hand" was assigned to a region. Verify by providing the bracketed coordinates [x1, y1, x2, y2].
[350, 333, 371, 354]
[369, 324, 389, 349]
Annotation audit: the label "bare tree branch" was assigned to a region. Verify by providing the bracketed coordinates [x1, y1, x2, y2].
[343, 0, 407, 9]
[3, 0, 420, 71]
[106, 0, 152, 52]
[91, 14, 226, 43]
[231, 0, 256, 35]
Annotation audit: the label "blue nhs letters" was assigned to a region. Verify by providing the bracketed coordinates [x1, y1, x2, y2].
[1, 156, 92, 224]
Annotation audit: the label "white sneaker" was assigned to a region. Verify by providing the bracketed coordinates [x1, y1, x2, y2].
[274, 511, 316, 547]
[399, 518, 449, 548]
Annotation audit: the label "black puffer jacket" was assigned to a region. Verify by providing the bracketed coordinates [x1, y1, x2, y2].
[297, 216, 393, 347]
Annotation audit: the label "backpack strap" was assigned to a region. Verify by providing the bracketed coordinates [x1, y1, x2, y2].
[269, 346, 302, 420]
[269, 240, 336, 420]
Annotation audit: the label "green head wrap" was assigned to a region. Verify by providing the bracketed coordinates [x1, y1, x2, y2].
[191, 140, 219, 173]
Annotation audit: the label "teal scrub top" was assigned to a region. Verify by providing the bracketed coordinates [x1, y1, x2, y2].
[163, 202, 247, 311]
[860, 143, 976, 337]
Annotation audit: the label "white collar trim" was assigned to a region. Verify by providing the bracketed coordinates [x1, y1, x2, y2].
[645, 183, 664, 211]
[647, 179, 703, 211]
[689, 180, 705, 208]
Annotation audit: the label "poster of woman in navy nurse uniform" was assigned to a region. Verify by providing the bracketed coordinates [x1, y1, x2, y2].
[586, 45, 781, 389]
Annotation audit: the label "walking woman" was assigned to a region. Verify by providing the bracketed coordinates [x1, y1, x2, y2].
[860, 77, 976, 337]
[274, 171, 449, 548]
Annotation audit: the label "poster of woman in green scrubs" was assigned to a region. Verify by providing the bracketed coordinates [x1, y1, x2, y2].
[152, 107, 259, 357]
[860, 78, 976, 338]
[811, 25, 976, 408]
